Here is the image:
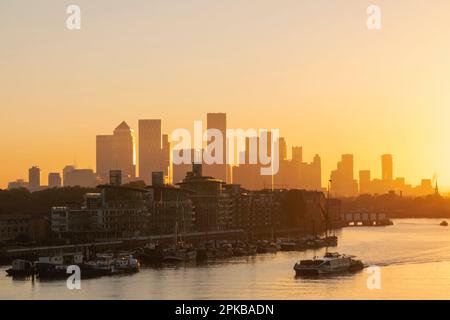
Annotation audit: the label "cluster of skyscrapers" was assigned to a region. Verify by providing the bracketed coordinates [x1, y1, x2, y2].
[330, 154, 437, 197]
[6, 112, 437, 198]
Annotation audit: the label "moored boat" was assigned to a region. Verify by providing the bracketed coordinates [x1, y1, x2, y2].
[136, 242, 164, 263]
[278, 238, 297, 251]
[36, 253, 84, 279]
[6, 259, 35, 277]
[114, 254, 140, 273]
[293, 252, 364, 276]
[256, 241, 280, 254]
[440, 220, 448, 226]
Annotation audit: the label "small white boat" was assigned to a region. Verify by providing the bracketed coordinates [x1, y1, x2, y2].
[294, 252, 364, 276]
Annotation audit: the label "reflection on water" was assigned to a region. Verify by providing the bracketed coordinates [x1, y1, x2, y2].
[2, 219, 450, 300]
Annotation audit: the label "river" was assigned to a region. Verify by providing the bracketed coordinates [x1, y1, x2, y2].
[1, 219, 450, 299]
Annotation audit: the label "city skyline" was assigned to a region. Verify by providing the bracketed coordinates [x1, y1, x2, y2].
[2, 1, 450, 190]
[5, 114, 440, 197]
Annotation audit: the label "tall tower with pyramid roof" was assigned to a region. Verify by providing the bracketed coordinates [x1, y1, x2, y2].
[96, 121, 136, 183]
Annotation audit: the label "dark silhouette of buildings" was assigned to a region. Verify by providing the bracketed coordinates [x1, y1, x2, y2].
[138, 119, 162, 184]
[28, 166, 40, 192]
[63, 166, 97, 188]
[203, 112, 229, 183]
[48, 172, 62, 188]
[96, 121, 135, 184]
[330, 154, 358, 197]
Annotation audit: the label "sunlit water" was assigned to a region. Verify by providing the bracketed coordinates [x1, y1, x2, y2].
[2, 219, 450, 300]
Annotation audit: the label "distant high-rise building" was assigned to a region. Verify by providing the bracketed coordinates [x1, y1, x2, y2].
[28, 166, 40, 192]
[96, 121, 135, 184]
[292, 146, 302, 163]
[299, 154, 322, 190]
[96, 135, 114, 182]
[381, 154, 393, 181]
[48, 172, 62, 188]
[204, 113, 227, 182]
[173, 149, 196, 184]
[161, 134, 171, 183]
[278, 137, 287, 161]
[110, 170, 122, 186]
[112, 121, 135, 182]
[63, 165, 76, 186]
[139, 119, 162, 184]
[64, 168, 96, 188]
[245, 136, 259, 164]
[359, 170, 371, 194]
[330, 154, 358, 197]
[7, 179, 29, 190]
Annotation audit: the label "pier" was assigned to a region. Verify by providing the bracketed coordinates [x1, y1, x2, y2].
[0, 229, 245, 264]
[343, 212, 393, 227]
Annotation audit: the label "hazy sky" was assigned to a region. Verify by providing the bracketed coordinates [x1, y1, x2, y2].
[1, 0, 450, 189]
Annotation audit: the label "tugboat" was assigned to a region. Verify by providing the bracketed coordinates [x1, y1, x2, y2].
[293, 252, 364, 276]
[6, 259, 35, 277]
[440, 220, 448, 227]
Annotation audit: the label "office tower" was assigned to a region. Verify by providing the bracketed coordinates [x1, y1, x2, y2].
[173, 149, 196, 184]
[161, 134, 171, 183]
[139, 119, 162, 184]
[359, 170, 371, 194]
[299, 154, 322, 190]
[64, 168, 97, 187]
[63, 165, 76, 186]
[245, 136, 259, 164]
[96, 121, 135, 184]
[96, 135, 114, 183]
[112, 121, 135, 182]
[340, 154, 354, 181]
[330, 154, 358, 197]
[204, 113, 227, 182]
[278, 137, 287, 161]
[311, 154, 322, 190]
[28, 166, 40, 192]
[292, 146, 303, 163]
[7, 179, 29, 190]
[48, 172, 62, 188]
[110, 170, 122, 186]
[381, 154, 393, 181]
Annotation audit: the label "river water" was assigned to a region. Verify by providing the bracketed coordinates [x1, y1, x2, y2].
[2, 219, 450, 300]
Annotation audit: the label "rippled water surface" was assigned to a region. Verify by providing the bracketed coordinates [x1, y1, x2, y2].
[2, 219, 450, 299]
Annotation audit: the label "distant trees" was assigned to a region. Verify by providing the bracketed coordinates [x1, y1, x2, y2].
[341, 193, 450, 218]
[0, 186, 98, 215]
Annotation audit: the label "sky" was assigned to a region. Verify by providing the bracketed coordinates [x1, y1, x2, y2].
[1, 0, 450, 189]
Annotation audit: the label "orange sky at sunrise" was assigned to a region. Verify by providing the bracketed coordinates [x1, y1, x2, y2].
[1, 0, 450, 189]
